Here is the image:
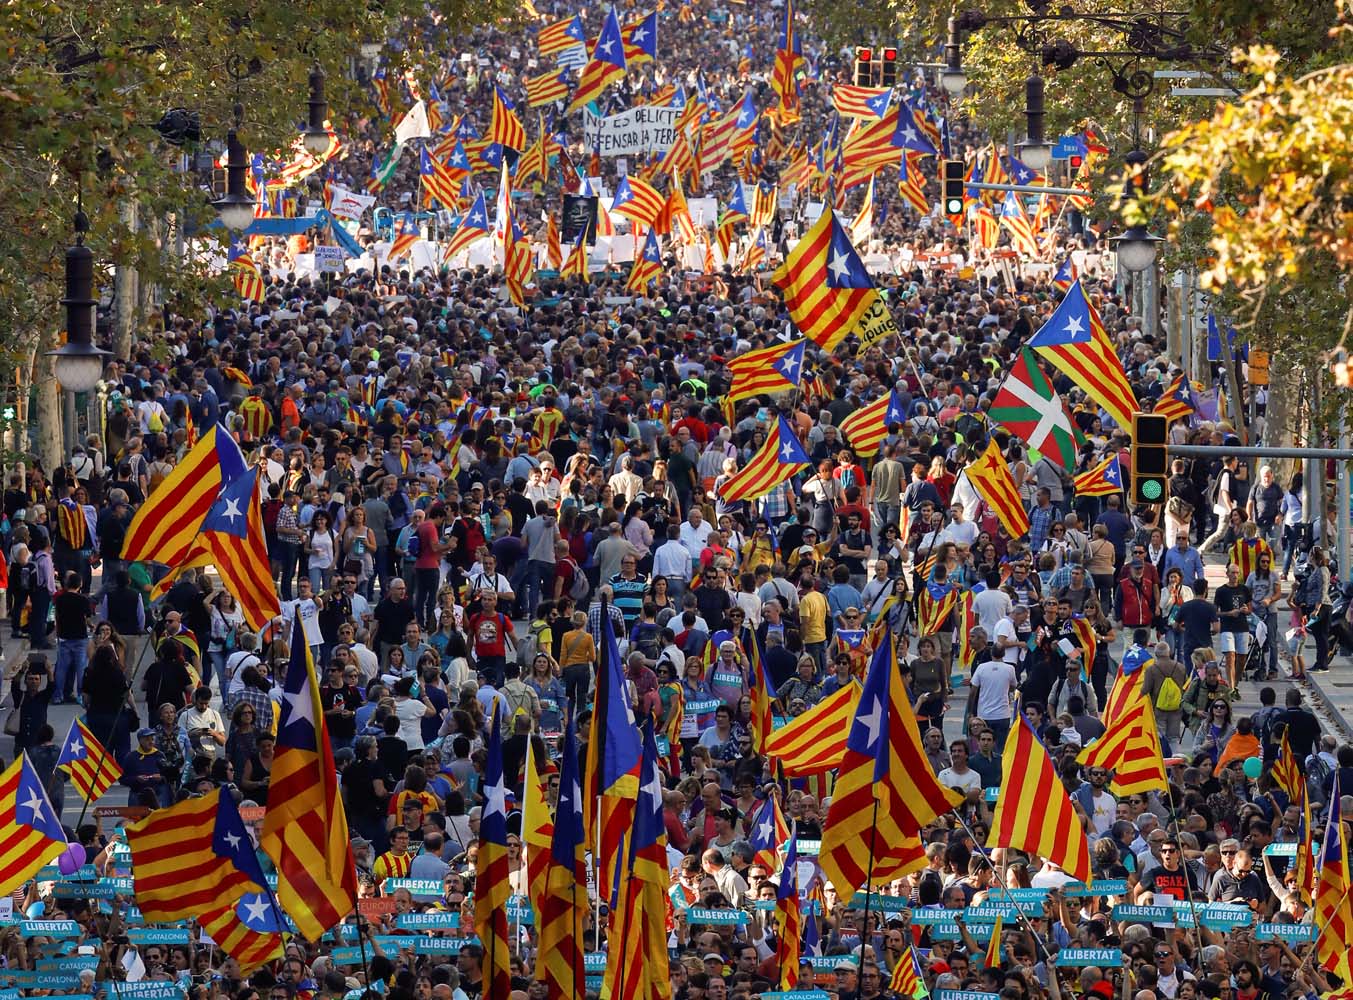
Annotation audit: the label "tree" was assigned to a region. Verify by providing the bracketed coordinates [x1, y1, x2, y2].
[0, 0, 519, 469]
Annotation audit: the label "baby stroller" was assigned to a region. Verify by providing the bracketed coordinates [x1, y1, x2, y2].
[1243, 611, 1273, 682]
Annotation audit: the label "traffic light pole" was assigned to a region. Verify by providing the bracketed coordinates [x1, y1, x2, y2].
[1164, 445, 1353, 460]
[965, 181, 1088, 196]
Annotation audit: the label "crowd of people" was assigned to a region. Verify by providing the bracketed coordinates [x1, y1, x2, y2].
[0, 1, 1345, 1000]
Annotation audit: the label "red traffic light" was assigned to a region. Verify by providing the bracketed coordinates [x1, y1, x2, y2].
[882, 47, 898, 61]
[1069, 154, 1084, 169]
[856, 47, 873, 62]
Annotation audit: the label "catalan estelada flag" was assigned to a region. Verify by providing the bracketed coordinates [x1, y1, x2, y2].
[1028, 279, 1139, 430]
[127, 786, 267, 922]
[610, 174, 666, 229]
[1052, 256, 1077, 292]
[1318, 775, 1353, 979]
[1272, 729, 1305, 804]
[522, 740, 554, 922]
[537, 14, 586, 56]
[443, 190, 489, 265]
[725, 339, 806, 403]
[539, 710, 586, 1000]
[487, 86, 527, 151]
[771, 207, 876, 351]
[602, 719, 670, 1000]
[1229, 535, 1273, 580]
[747, 634, 777, 755]
[474, 702, 513, 1000]
[839, 388, 905, 457]
[199, 890, 285, 973]
[122, 423, 247, 569]
[716, 414, 810, 503]
[150, 467, 279, 630]
[567, 6, 626, 114]
[418, 146, 459, 209]
[998, 191, 1040, 257]
[988, 707, 1092, 884]
[1072, 454, 1123, 497]
[560, 227, 590, 282]
[832, 83, 892, 120]
[228, 239, 266, 303]
[625, 228, 664, 293]
[916, 580, 958, 636]
[820, 631, 962, 905]
[776, 831, 802, 990]
[1153, 373, 1195, 424]
[0, 754, 67, 897]
[748, 794, 790, 874]
[584, 606, 643, 908]
[1076, 694, 1167, 795]
[891, 943, 928, 998]
[765, 681, 860, 775]
[525, 68, 571, 108]
[770, 0, 804, 123]
[260, 616, 357, 940]
[963, 437, 1031, 539]
[57, 717, 121, 802]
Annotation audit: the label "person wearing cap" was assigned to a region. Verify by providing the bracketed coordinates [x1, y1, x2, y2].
[120, 725, 170, 808]
[1115, 556, 1159, 630]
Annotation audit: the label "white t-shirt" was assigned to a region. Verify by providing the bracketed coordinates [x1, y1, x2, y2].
[940, 520, 979, 547]
[282, 598, 322, 647]
[972, 589, 1013, 634]
[308, 529, 336, 570]
[1087, 789, 1116, 835]
[970, 660, 1017, 721]
[935, 766, 982, 794]
[993, 616, 1022, 666]
[394, 697, 428, 751]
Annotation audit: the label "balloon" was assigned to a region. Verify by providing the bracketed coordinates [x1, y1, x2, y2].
[57, 848, 79, 876]
[66, 843, 87, 868]
[25, 901, 44, 919]
[1243, 756, 1264, 779]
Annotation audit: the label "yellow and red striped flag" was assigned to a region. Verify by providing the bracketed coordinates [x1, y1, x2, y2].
[1229, 535, 1273, 580]
[626, 228, 664, 293]
[259, 616, 357, 939]
[560, 229, 590, 282]
[716, 414, 810, 503]
[776, 833, 803, 990]
[539, 712, 586, 1000]
[988, 709, 1092, 884]
[1072, 454, 1124, 497]
[1272, 729, 1305, 804]
[474, 703, 513, 999]
[963, 437, 1031, 539]
[537, 14, 585, 56]
[525, 68, 570, 108]
[1076, 694, 1168, 795]
[765, 681, 860, 775]
[544, 214, 563, 270]
[984, 913, 1004, 968]
[58, 718, 122, 802]
[820, 632, 963, 905]
[770, 207, 877, 351]
[725, 339, 806, 403]
[891, 943, 928, 998]
[916, 581, 958, 636]
[487, 86, 527, 151]
[567, 8, 626, 114]
[610, 174, 667, 229]
[1153, 373, 1195, 424]
[1317, 776, 1353, 979]
[522, 739, 554, 924]
[839, 389, 905, 458]
[0, 755, 68, 897]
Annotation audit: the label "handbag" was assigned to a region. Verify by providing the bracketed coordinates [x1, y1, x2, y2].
[3, 692, 21, 737]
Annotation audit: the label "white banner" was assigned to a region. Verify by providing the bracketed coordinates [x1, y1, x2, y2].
[583, 104, 681, 157]
[328, 186, 377, 221]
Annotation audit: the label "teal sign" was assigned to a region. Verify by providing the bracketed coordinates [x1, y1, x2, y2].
[686, 699, 721, 714]
[938, 991, 1001, 1000]
[397, 913, 460, 930]
[100, 983, 183, 999]
[688, 907, 747, 925]
[1110, 904, 1174, 925]
[584, 953, 607, 973]
[382, 878, 443, 895]
[1256, 923, 1316, 942]
[963, 904, 1019, 922]
[22, 921, 81, 939]
[1055, 948, 1123, 968]
[1064, 880, 1127, 897]
[127, 928, 192, 946]
[1200, 903, 1252, 929]
[329, 947, 367, 966]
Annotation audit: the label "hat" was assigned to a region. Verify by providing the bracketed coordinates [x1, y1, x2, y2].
[1061, 729, 1083, 748]
[834, 959, 858, 972]
[1130, 558, 1144, 568]
[137, 727, 155, 739]
[703, 953, 724, 963]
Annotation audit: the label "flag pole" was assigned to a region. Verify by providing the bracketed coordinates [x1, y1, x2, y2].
[947, 808, 1056, 964]
[856, 796, 880, 982]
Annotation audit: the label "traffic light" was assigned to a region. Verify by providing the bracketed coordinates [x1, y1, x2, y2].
[943, 160, 965, 215]
[1131, 411, 1169, 504]
[854, 47, 874, 86]
[880, 47, 899, 88]
[1068, 153, 1083, 172]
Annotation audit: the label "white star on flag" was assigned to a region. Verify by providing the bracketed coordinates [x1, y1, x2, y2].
[223, 831, 242, 851]
[780, 441, 795, 460]
[1063, 314, 1085, 337]
[68, 740, 84, 757]
[242, 895, 271, 924]
[631, 26, 648, 43]
[857, 696, 883, 751]
[21, 790, 45, 821]
[484, 773, 508, 819]
[221, 498, 243, 523]
[758, 816, 774, 842]
[827, 248, 851, 281]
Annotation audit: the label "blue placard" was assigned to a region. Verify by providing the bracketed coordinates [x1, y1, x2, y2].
[584, 977, 603, 992]
[35, 958, 100, 973]
[1200, 903, 1252, 929]
[36, 864, 97, 882]
[1263, 843, 1298, 857]
[413, 937, 474, 955]
[1110, 904, 1174, 925]
[762, 993, 831, 1000]
[710, 671, 742, 688]
[1065, 880, 1126, 897]
[910, 910, 960, 926]
[1055, 948, 1123, 968]
[963, 903, 1019, 922]
[0, 988, 21, 1000]
[1256, 922, 1316, 942]
[983, 787, 1000, 802]
[127, 928, 192, 946]
[686, 699, 721, 714]
[796, 840, 821, 856]
[584, 953, 607, 973]
[21, 920, 82, 939]
[382, 878, 444, 896]
[396, 912, 460, 930]
[984, 888, 1051, 904]
[938, 991, 1001, 1000]
[4, 973, 80, 989]
[329, 947, 367, 966]
[851, 893, 911, 913]
[99, 982, 184, 999]
[688, 907, 747, 925]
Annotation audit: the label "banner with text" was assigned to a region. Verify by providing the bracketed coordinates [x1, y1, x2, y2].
[583, 105, 681, 157]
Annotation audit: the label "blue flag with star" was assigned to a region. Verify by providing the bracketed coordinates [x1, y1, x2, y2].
[891, 97, 938, 154]
[201, 466, 259, 539]
[212, 784, 269, 887]
[774, 415, 811, 466]
[771, 340, 805, 386]
[1005, 151, 1042, 184]
[848, 630, 895, 781]
[825, 214, 874, 290]
[593, 6, 627, 71]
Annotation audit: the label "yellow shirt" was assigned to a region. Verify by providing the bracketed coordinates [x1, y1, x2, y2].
[799, 591, 829, 644]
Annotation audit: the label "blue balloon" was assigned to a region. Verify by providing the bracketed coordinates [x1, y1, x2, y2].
[26, 901, 45, 919]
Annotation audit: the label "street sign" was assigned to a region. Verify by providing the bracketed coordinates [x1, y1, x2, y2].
[1052, 136, 1086, 161]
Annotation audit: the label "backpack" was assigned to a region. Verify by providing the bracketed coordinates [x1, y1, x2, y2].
[516, 620, 548, 668]
[631, 621, 661, 661]
[17, 561, 37, 593]
[564, 557, 589, 601]
[1155, 675, 1183, 713]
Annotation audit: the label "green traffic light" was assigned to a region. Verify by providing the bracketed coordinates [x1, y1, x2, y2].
[1140, 479, 1163, 501]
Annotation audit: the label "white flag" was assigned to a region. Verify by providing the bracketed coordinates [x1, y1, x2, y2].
[122, 949, 146, 982]
[394, 100, 431, 144]
[327, 185, 377, 222]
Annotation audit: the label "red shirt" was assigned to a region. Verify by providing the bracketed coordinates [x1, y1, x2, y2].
[671, 417, 708, 445]
[415, 519, 441, 570]
[468, 611, 514, 658]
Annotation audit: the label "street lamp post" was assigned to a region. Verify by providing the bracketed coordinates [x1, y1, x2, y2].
[301, 66, 330, 157]
[47, 211, 111, 456]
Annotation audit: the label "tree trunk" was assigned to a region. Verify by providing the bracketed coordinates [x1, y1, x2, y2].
[114, 198, 139, 362]
[33, 329, 64, 474]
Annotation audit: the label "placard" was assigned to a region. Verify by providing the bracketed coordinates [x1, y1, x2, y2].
[396, 912, 460, 930]
[100, 983, 184, 999]
[1256, 922, 1316, 942]
[382, 879, 443, 896]
[853, 293, 900, 350]
[1055, 948, 1123, 968]
[1064, 880, 1126, 896]
[359, 897, 399, 917]
[126, 928, 192, 946]
[21, 921, 82, 939]
[687, 907, 748, 925]
[686, 699, 721, 714]
[938, 991, 1001, 1000]
[582, 104, 681, 157]
[239, 806, 267, 822]
[561, 195, 598, 244]
[316, 245, 346, 272]
[1110, 904, 1175, 925]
